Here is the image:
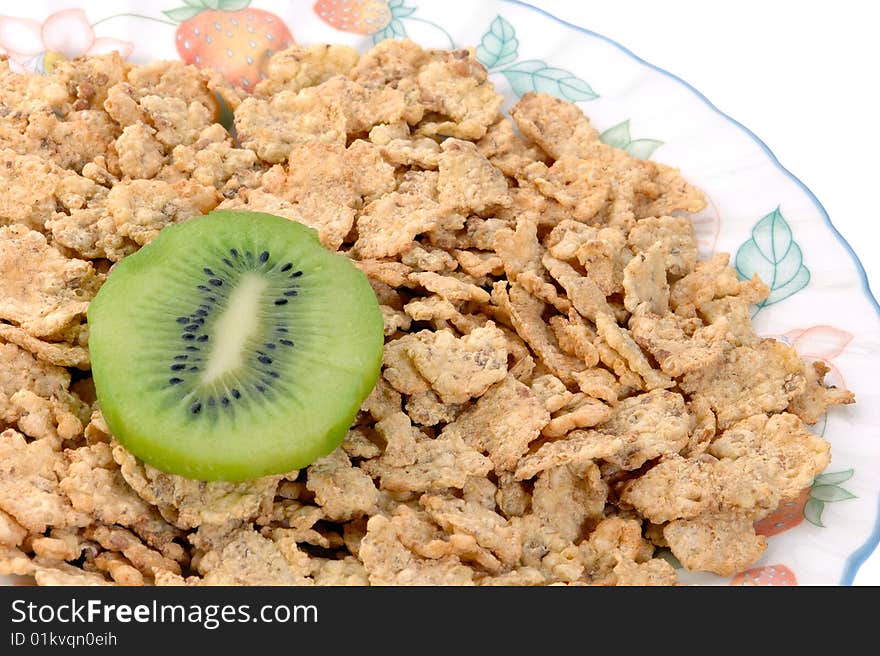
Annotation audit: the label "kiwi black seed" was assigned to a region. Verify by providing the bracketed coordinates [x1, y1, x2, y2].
[87, 210, 384, 482]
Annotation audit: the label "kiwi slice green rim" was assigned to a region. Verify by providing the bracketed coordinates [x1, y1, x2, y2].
[87, 210, 384, 482]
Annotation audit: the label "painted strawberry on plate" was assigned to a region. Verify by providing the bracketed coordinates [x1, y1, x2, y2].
[730, 565, 797, 586]
[164, 0, 294, 89]
[313, 0, 392, 35]
[755, 470, 856, 536]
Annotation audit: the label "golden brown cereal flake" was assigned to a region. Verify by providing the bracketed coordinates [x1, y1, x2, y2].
[362, 412, 492, 494]
[529, 374, 575, 414]
[543, 255, 612, 323]
[526, 158, 610, 223]
[113, 444, 285, 530]
[359, 512, 475, 585]
[453, 249, 504, 278]
[124, 60, 218, 117]
[325, 75, 425, 134]
[0, 225, 103, 338]
[476, 117, 550, 178]
[630, 312, 729, 378]
[542, 395, 614, 439]
[254, 43, 361, 97]
[669, 253, 768, 315]
[349, 39, 433, 88]
[509, 92, 600, 160]
[10, 389, 84, 448]
[341, 428, 382, 460]
[0, 510, 28, 548]
[628, 215, 698, 278]
[680, 339, 806, 429]
[622, 243, 670, 316]
[404, 390, 463, 427]
[400, 243, 458, 273]
[595, 312, 674, 391]
[44, 52, 129, 112]
[709, 412, 831, 505]
[381, 304, 412, 336]
[0, 321, 90, 370]
[787, 360, 855, 425]
[421, 493, 521, 568]
[85, 525, 182, 579]
[306, 448, 380, 522]
[261, 140, 396, 209]
[574, 228, 631, 297]
[60, 443, 181, 551]
[311, 556, 370, 586]
[663, 513, 767, 578]
[437, 138, 511, 214]
[374, 127, 442, 168]
[415, 51, 503, 140]
[2, 105, 119, 173]
[234, 88, 346, 163]
[194, 527, 312, 586]
[0, 149, 89, 231]
[441, 375, 550, 472]
[515, 430, 621, 481]
[0, 340, 75, 424]
[113, 123, 166, 179]
[572, 367, 620, 403]
[168, 133, 265, 193]
[596, 389, 694, 469]
[0, 429, 89, 534]
[531, 462, 607, 542]
[381, 334, 432, 395]
[548, 311, 599, 366]
[618, 455, 717, 524]
[360, 377, 403, 421]
[138, 95, 213, 150]
[218, 188, 355, 252]
[104, 178, 220, 247]
[493, 283, 585, 385]
[402, 324, 507, 404]
[353, 191, 452, 259]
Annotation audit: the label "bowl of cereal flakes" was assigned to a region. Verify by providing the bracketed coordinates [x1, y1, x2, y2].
[0, 0, 877, 587]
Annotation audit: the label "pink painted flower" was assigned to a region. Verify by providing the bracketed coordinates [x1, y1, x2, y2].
[779, 325, 853, 387]
[0, 9, 134, 74]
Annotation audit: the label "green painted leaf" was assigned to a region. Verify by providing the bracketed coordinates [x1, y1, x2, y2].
[182, 0, 208, 8]
[476, 15, 518, 69]
[599, 120, 631, 149]
[735, 208, 810, 307]
[501, 60, 598, 102]
[163, 6, 204, 22]
[390, 5, 416, 18]
[626, 138, 664, 160]
[814, 469, 854, 486]
[217, 0, 251, 10]
[372, 18, 407, 44]
[804, 497, 825, 527]
[810, 484, 857, 503]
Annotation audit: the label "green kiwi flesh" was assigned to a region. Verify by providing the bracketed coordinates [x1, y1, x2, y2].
[87, 210, 384, 481]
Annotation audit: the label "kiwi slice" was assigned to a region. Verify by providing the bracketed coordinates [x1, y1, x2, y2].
[87, 210, 383, 482]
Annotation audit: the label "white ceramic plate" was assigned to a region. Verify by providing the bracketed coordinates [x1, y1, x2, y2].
[1, 0, 877, 586]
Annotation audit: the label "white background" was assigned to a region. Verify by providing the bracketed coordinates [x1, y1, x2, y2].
[531, 0, 879, 584]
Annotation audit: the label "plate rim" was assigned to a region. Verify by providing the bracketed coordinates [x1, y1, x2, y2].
[500, 0, 880, 585]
